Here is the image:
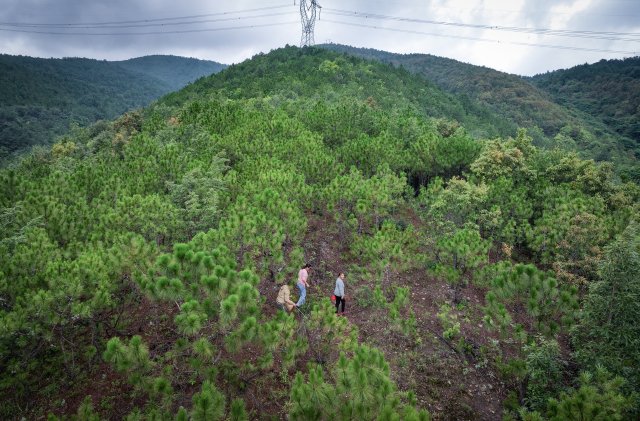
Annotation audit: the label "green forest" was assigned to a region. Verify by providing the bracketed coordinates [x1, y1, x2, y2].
[1, 46, 639, 420]
[0, 54, 225, 158]
[531, 57, 640, 145]
[322, 45, 640, 181]
[115, 56, 227, 92]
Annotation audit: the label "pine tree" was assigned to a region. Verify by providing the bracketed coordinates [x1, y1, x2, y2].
[572, 222, 640, 405]
[191, 381, 226, 421]
[350, 221, 419, 292]
[484, 263, 578, 338]
[229, 398, 249, 421]
[520, 367, 633, 421]
[523, 338, 565, 412]
[289, 344, 430, 420]
[324, 166, 405, 236]
[432, 225, 489, 301]
[306, 300, 359, 363]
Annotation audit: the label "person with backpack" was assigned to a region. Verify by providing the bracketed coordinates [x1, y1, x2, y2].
[296, 263, 311, 308]
[334, 272, 346, 314]
[276, 281, 296, 313]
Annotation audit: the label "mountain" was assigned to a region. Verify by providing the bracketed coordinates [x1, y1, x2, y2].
[0, 54, 226, 157]
[115, 55, 226, 91]
[320, 44, 639, 178]
[531, 57, 640, 148]
[1, 46, 638, 420]
[164, 46, 526, 142]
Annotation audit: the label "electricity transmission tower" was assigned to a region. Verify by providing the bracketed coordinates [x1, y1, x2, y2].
[299, 0, 321, 46]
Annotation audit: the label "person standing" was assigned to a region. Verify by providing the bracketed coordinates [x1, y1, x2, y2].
[296, 263, 311, 308]
[334, 272, 346, 314]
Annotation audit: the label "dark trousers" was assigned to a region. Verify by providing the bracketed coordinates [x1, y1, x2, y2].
[335, 296, 345, 313]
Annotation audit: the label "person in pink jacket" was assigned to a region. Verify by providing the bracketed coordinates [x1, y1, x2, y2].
[296, 263, 311, 307]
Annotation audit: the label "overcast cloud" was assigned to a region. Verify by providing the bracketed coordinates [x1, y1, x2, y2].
[1, 0, 638, 75]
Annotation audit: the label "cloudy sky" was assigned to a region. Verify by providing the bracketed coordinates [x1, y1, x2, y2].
[1, 0, 638, 75]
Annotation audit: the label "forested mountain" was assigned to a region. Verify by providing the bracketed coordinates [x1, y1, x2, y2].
[1, 46, 639, 420]
[115, 55, 227, 91]
[531, 57, 640, 147]
[0, 54, 226, 157]
[321, 44, 639, 180]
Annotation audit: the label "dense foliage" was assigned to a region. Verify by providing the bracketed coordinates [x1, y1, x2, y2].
[115, 55, 226, 91]
[532, 57, 640, 146]
[0, 46, 638, 420]
[322, 44, 640, 179]
[0, 54, 225, 157]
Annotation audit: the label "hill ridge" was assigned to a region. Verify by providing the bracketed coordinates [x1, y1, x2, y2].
[320, 44, 639, 177]
[0, 53, 227, 158]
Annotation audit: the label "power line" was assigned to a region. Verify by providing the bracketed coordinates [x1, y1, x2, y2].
[0, 12, 296, 30]
[324, 19, 639, 56]
[368, 1, 640, 19]
[323, 8, 640, 43]
[325, 8, 640, 38]
[0, 20, 299, 36]
[0, 4, 292, 27]
[2, 2, 637, 57]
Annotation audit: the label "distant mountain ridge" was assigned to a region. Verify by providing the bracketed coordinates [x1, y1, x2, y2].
[320, 44, 639, 174]
[0, 54, 226, 156]
[531, 57, 640, 148]
[115, 55, 226, 91]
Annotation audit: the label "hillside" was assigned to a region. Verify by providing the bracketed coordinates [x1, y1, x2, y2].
[115, 55, 227, 91]
[1, 46, 639, 420]
[0, 54, 226, 157]
[531, 57, 640, 147]
[164, 46, 526, 144]
[320, 44, 639, 178]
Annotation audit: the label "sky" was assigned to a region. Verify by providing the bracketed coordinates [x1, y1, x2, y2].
[1, 0, 639, 76]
